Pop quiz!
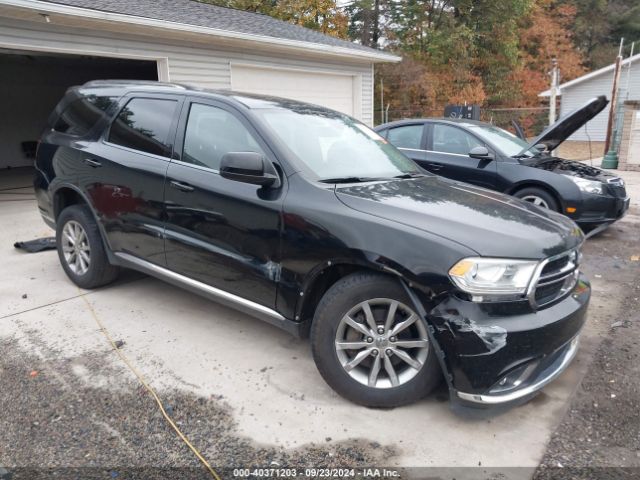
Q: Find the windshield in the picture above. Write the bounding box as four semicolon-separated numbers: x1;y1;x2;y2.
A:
255;109;421;181
468;124;541;158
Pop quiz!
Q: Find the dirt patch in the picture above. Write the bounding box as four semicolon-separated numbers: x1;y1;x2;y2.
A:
556;141;605;161
0;337;396;479
533;214;640;479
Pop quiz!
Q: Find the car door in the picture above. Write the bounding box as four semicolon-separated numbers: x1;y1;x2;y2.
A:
383;123;431;166
79;93;183;265
163;98;284;309
425;122;498;189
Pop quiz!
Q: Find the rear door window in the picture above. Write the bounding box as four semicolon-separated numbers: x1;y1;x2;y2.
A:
387;125;424;150
53;95;118;136
108;98;178;157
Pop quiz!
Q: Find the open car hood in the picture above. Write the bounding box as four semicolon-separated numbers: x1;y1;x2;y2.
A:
518;96;608;155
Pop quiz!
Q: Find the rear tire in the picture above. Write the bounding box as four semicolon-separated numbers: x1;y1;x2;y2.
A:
514;187;559;211
311;272;441;407
56;205;119;289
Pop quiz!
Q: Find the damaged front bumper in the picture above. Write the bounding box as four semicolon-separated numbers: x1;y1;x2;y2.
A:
427;274;590;406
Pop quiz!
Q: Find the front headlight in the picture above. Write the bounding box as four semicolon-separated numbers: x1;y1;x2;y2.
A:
563;175;604;195
449;257;539;300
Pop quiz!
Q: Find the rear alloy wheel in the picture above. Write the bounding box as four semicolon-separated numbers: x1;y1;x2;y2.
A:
514;187;559;212
311;273;441;407
56;204;119;289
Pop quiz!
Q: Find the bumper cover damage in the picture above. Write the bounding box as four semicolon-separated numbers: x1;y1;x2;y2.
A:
423;275;590;406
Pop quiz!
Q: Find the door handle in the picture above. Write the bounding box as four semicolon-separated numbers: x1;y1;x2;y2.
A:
426;163;443;171
170;180;195;192
83;158;102;168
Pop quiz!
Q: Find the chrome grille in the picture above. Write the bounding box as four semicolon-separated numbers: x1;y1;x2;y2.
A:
529;249;580;308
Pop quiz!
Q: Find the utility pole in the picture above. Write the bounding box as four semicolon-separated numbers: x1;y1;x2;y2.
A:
549;57;559;126
602;38;625;168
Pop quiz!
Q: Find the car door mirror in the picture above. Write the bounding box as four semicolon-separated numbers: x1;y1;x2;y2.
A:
220;152;280;188
469;146;494;160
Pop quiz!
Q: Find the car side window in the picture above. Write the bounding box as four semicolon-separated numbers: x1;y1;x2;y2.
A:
182;103;265;171
432;124;483;155
387;125;424;150
108;98;178;157
54;95;118;136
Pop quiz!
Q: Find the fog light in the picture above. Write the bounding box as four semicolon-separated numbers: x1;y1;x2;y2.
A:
566;207;577;213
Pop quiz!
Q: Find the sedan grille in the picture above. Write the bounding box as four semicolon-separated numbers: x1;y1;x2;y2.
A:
606;178;627;198
530;249;580;308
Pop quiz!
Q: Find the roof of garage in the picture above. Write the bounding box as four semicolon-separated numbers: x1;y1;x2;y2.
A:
25;0;400;62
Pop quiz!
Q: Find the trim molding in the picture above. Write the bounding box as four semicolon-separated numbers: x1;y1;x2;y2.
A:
114;252;285;324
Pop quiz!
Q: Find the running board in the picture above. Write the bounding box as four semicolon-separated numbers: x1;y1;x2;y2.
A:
113;252;299;334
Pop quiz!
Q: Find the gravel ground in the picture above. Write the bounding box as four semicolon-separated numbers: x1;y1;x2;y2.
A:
534;218;640;480
0;335;395;480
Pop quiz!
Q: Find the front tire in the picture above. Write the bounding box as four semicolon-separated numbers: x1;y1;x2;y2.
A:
56;204;119;289
513;187;559;211
311;273;441;407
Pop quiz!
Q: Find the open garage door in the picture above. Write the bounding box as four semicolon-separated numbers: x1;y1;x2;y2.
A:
231;64;356;116
0;50;158;171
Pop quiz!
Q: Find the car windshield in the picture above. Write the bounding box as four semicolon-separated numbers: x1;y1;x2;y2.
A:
468;124;541;158
255;109;421;181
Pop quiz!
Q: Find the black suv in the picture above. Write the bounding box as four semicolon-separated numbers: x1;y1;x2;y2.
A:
35;81;590;408
376;97;629;228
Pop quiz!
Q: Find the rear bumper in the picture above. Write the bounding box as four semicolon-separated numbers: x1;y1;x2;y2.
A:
428;275;590;406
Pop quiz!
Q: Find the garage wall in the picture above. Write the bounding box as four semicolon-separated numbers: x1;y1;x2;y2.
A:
0;17;374;125
560;62;640;142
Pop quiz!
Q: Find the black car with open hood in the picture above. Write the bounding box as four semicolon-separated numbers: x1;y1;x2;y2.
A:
376;96;630;228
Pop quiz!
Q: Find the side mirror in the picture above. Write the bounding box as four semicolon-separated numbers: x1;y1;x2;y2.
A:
220;152;280;188
469;146;494;160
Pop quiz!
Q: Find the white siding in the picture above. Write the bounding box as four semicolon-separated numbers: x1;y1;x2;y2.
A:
0;17;374;125
560;60;640;141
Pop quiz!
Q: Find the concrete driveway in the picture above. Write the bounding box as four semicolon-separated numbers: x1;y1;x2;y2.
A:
1;167;639;479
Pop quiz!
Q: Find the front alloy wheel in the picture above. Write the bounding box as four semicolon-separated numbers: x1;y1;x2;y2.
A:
335;299;429;389
311;273;441;407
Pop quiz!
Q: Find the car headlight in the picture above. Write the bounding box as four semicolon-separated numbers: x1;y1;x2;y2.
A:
449;257;539;300
563;175;604;195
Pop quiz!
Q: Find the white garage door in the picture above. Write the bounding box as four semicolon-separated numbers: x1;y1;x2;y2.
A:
231;65;355;116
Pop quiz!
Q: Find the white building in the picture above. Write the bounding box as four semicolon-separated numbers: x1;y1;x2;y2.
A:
539;52;640;142
0;0;399;170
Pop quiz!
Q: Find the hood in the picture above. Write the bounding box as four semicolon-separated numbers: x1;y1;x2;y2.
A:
335;176;584;259
519;96;608;155
521;156;626;184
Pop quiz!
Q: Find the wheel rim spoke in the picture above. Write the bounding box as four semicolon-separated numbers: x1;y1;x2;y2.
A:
393;339;428;349
368;355;381;387
390;314;418;337
383;355;399;387
335;340;370;350
384;300;398;332
392;348;422;370
344;349;371;371
361;301;377;332
61;220;90;275
343;315;371;336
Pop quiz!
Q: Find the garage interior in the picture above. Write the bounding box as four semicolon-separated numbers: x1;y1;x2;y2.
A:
0;49;158;177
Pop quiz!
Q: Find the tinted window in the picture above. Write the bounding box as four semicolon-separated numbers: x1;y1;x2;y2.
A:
182;103;264;171
432;124;483;155
53;95;117;136
387;125;424;149
108;98;178;157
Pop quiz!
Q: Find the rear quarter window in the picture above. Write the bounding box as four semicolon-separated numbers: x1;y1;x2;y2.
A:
53;95;118;136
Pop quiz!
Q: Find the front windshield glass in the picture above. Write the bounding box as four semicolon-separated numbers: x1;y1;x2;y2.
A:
468;124;541;158
255;108;421;181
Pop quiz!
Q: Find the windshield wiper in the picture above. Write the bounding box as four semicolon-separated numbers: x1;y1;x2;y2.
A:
393;172;425;179
319;176;385;184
